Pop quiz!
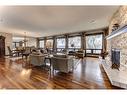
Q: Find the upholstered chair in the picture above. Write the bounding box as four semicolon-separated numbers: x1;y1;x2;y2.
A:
75;49;85;58
29;54;45;66
51;54;74;73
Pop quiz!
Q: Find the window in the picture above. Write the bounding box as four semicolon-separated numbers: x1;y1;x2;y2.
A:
86;34;102;54
46;39;53;49
12;43;15;49
39;40;44;48
12;42;20;49
57;38;66;48
68;36;81;49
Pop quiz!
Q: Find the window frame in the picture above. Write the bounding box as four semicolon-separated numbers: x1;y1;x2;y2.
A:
85;33;103;55
68;36;81;51
39;40;45;49
46;38;54;49
56;37;66;52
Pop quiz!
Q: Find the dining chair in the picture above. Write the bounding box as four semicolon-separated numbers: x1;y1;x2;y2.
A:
7;46;18;57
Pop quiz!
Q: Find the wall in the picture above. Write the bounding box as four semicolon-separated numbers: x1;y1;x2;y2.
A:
107;6;127;65
0;32;13;55
0;32;37;55
13;37;37;48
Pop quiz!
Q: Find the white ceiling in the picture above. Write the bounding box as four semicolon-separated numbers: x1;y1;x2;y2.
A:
0;6;119;37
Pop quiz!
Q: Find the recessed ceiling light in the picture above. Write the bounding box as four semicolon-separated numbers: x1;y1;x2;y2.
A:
0;18;3;22
88;20;96;23
90;20;96;23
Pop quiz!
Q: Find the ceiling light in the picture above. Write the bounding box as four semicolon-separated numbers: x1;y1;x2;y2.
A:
89;20;96;23
0;18;3;22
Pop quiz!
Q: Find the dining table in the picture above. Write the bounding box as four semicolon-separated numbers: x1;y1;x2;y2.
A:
12;49;24;57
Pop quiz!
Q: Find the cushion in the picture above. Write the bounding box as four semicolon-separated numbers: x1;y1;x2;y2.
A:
31;51;42;55
53;54;67;58
32;52;40;55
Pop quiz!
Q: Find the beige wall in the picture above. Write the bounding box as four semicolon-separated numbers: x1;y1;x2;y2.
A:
0;32;13;55
107;6;127;65
0;32;37;55
13;37;37;48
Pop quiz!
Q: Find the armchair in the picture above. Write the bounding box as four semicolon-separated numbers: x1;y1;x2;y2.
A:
29;54;45;66
51;55;74;73
75;49;85;58
22;47;31;59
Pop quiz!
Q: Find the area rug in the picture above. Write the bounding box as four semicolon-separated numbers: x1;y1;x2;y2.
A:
7;56;22;62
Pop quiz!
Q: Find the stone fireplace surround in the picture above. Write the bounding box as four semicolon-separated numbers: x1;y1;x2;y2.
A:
107;6;127;66
102;6;127;89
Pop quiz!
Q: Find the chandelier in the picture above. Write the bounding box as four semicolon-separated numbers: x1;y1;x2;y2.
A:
22;32;28;47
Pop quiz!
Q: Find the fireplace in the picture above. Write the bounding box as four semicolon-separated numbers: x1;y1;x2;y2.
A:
111;48;120;70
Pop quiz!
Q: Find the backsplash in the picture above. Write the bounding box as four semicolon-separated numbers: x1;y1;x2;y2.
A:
107;6;127;65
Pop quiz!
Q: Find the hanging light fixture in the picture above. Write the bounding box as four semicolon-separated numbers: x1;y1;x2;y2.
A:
24;32;27;42
23;32;28;48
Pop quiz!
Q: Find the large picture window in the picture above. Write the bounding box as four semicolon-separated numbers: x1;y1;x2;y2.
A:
56;38;66;52
86;34;102;54
46;39;53;49
57;38;65;48
68;36;81;50
39;40;44;48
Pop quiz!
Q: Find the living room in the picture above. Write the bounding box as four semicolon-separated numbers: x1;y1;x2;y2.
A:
0;2;127;95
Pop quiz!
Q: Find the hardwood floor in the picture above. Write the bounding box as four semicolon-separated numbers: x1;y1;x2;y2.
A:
0;57;121;89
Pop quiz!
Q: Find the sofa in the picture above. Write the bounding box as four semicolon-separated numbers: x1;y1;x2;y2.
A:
51;54;74;73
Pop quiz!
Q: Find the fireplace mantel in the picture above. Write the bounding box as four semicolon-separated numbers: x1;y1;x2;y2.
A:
106;24;127;40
